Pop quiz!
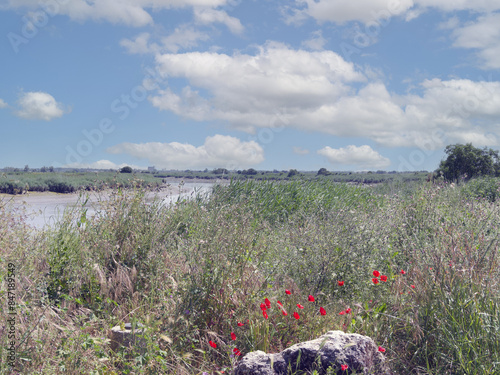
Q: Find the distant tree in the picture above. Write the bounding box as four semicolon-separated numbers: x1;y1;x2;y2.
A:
287;169;298;178
242;168;258;175
49;166;54;172
212;168;229;174
436;143;499;181
120;166;133;173
24;165;29;172
317;167;329;176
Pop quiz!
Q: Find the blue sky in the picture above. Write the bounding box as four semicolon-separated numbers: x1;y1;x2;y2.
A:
1;0;499;172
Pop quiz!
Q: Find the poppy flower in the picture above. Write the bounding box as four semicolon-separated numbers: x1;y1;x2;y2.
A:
341;364;349;371
277;300;283;307
345;308;351;314
308;295;315;302
237;322;244;327
378;346;386;353
400;270;406;275
337;280;344;286
231;332;236;341
380;275;388;282
282;310;288;316
264;298;271;309
233;348;241;356
285;289;292;295
411;285;415;289
260;303;267;311
209;340;217;348
319;307;326;315
339;311;346;315
373;270;380;277
297;303;304;309
262;310;268;319
372;278;379;284
293;312;300;319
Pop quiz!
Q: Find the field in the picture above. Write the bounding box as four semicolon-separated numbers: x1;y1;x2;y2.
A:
1;177;500;374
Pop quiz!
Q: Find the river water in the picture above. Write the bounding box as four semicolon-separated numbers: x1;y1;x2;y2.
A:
1;181;216;230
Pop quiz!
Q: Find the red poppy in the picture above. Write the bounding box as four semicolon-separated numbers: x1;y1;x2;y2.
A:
372;278;379;284
231;332;236;341
285;289;292;295
337;280;344;286
293;312;300;319
237;322;244;327
378;346;386;353
277;300;283;307
373;270;380;277
319;307;326;315
339;311;345;315
341;364;349;371
308;295;315;302
380;275;388;282
264;298;271;309
262;310;268;319
282;310;288;316
345;308;351;314
297;303;304;309
209;340;217;348
233;348;241;356
260;303;267;311
411;285;415;289
400;270;406;275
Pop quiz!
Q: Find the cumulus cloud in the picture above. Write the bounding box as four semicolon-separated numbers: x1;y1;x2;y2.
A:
0;0;229;27
451;13;500;70
301;30;327;51
64;160;143;170
0;98;8;108
293;146;310;155
15;92;69;121
107;135;264;169
317;145;391;169
120;32;154;54
194;8;244;34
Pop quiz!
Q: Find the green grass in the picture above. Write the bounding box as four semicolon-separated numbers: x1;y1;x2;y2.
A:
1;178;499;374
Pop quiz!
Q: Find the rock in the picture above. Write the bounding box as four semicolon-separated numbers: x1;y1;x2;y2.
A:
108;323;147;353
233;331;391;375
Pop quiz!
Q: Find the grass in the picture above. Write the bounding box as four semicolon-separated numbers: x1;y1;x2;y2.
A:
1;178;499;374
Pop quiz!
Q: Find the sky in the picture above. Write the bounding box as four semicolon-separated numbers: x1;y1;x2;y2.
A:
0;0;499;172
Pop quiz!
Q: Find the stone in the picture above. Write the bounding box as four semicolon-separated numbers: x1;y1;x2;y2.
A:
233;331;391;375
108;322;147;353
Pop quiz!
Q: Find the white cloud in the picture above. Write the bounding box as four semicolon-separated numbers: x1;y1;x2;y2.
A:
452;13;500;69
194;7;244;34
161;25;211;52
293;146;310;155
120;32;154;54
318;145;391;169
0;98;8;108
0;0;229;27
64;160;143;170
301;30;327;51
15;92;69;121
107;135;264;169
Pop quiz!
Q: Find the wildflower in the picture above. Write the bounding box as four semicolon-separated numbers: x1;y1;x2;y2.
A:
209;340;217;348
231;332;236;341
400;270;406;275
337;280;344;286
339;311;346;315
277;300;283;307
372;278;379;284
260;303;267;311
373;270;380;277
293;312;300;319
297;303;304;309
411;285;415;289
282;310;288;316
378;346;386;353
380;275;388;282
308;295;315;302
233;348;241;356
262;310;268;319
345;308;351;314
285;289;292;295
237;322;244;327
319;307;326;316
264;298;271;309
341;364;349;371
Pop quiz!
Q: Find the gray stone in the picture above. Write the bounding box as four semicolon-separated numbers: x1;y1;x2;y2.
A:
233;331;391;375
108;323;147;353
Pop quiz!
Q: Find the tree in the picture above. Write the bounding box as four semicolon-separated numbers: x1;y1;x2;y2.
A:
436;143;499;181
287;169;298;178
317;168;329;176
242;168;257;175
120;166;133;173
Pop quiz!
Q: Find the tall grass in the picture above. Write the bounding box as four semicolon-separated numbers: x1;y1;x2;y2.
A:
1;178;499;374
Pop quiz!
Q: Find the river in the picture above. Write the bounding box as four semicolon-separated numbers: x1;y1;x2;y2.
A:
0;181;217;230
